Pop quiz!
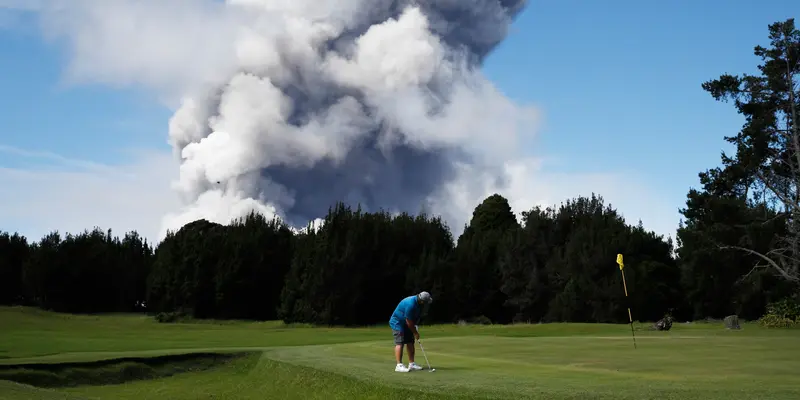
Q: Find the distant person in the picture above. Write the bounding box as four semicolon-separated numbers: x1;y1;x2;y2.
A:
389;291;433;372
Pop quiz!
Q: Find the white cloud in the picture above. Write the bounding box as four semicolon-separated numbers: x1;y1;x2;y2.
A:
434;158;679;241
28;0;240;105
503;161;680;241
0;146;179;244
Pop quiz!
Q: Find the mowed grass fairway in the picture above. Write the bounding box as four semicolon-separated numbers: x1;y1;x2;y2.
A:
0;307;798;399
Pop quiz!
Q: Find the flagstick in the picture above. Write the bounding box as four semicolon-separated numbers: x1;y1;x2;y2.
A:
617;254;637;349
621;269;637;349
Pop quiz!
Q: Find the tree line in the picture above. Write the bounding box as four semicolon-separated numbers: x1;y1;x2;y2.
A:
1;18;798;326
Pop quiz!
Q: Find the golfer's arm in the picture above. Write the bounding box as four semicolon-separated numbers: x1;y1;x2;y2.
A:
405;318;417;332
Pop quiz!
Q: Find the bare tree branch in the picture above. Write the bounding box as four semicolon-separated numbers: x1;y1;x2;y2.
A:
755;170;800;214
731;211;789;228
735;262;769;284
720;244;800;282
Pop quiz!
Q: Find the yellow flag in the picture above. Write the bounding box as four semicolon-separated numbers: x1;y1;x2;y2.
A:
616;254;624;270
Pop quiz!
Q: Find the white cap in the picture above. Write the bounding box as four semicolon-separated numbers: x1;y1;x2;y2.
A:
417;291;433;303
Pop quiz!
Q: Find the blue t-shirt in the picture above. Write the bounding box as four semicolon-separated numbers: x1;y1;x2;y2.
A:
389;295;420;331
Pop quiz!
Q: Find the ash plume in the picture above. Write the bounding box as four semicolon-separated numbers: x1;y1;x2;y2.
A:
31;0;539;238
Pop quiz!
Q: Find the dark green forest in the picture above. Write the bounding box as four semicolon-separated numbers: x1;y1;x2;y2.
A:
1;19;799;326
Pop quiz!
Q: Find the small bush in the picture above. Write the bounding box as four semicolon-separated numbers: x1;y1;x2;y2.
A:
469;315;493;325
758;298;800;328
154;311;187;323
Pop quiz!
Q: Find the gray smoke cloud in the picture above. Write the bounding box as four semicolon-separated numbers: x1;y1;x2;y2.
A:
24;0;543;239
167;0;535;235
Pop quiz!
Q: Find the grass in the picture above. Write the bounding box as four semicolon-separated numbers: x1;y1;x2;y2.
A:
0;380;85;400
0;306;799;399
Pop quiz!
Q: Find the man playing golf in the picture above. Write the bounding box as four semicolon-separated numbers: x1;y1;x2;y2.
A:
389;291;432;372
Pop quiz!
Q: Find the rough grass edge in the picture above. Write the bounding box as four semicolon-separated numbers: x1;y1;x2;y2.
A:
0;351;254;388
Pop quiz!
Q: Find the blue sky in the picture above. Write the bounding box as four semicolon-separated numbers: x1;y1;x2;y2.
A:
483;0;795;216
0;0;797;243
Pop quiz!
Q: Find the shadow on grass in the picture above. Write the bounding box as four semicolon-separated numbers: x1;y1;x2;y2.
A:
398;368;471;376
0;351;253;388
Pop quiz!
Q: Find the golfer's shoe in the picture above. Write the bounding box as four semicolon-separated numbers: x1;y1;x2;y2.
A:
395;363;410;372
408;362;423;371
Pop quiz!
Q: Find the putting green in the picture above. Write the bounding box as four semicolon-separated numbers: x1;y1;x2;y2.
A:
263;335;800;399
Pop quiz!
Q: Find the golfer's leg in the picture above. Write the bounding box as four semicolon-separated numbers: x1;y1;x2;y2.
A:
395;344;403;364
404;326;415;363
392;330;404;364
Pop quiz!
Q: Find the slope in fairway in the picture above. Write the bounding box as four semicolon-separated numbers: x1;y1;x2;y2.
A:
56;334;800;400
60;353;462;400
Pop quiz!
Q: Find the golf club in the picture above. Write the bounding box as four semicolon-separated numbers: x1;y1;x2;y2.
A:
417;339;436;372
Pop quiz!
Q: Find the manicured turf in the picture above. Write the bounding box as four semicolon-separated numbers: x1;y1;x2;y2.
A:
1;306;799;399
0;380;85;400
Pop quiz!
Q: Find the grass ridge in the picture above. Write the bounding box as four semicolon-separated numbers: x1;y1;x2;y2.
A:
0;351;251;388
